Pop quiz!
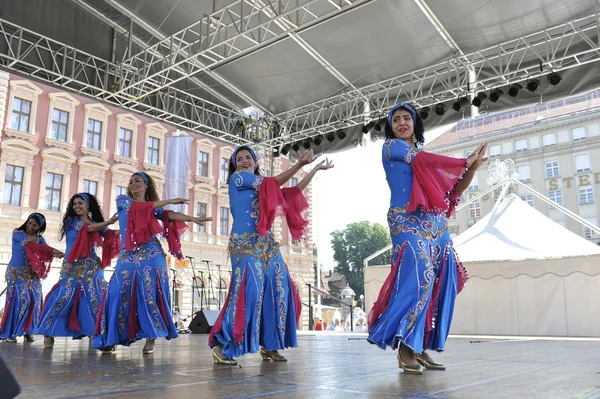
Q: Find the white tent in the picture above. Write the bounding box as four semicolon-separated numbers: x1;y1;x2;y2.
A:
451;194;600;337
453;193;600;262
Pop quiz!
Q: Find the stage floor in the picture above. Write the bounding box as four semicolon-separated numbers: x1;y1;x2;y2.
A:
1;332;599;399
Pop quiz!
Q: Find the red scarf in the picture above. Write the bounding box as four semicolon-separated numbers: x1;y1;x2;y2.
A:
408;151;467;217
101;229;121;269
257;177;308;240
66;224;102;263
161;210;188;260
23;241;55;279
124;202;163;250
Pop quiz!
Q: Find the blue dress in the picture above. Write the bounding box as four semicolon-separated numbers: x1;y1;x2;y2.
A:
210;171;297;359
37;218;107;338
92;195;177;348
0;231;45;339
367;139;461;353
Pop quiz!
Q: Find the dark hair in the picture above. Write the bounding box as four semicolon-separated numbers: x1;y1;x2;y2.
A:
16;213;47;236
58;193;106;241
227;145;262;183
126;172;160;202
384;104;425;148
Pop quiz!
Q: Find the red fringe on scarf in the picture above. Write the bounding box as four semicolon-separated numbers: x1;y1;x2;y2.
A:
161;210;188;260
101;230;120;269
124;202;163;250
23;242;54;279
66;224;102;263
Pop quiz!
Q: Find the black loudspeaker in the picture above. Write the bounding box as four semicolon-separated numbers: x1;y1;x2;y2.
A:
188;310;220;334
0;356;21;399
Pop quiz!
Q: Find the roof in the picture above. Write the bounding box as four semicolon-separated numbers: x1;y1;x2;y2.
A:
426;89;600;149
453;193;600;262
1;0;600;149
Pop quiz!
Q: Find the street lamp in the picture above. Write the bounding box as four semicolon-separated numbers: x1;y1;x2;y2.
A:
359;294;365;311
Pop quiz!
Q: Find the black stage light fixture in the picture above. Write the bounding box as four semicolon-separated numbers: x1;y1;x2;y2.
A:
361;125;369;134
419;107;430;120
313;135;323;146
326;132;336;142
373;122;382;131
452;97;469;112
526;79;540;93
292;142;300;152
547;72;562;86
302;138;312;150
281;144;291;156
489;88;504;103
507;83;522;98
434;103;446;116
272;146;281;158
471;92;487;107
336;129;346;140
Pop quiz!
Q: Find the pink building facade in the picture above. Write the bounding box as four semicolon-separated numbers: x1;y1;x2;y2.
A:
0;72;315;328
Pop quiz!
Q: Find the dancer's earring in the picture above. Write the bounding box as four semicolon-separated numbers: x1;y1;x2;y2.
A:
412;133;417;144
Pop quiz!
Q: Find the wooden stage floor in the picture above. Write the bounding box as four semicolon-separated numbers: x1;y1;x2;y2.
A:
1;332;599;399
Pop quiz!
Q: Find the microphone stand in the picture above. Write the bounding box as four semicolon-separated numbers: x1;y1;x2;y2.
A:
216;264;223;309
181;256;204;332
203;260;215;311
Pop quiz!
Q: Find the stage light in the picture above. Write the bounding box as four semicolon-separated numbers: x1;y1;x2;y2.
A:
373;122;381;131
434;103;446;116
547;72;562;86
489;88;504;103
526;79;540;93
419;107;430;120
281;144;291;156
452;97;469;112
326;132;336;142
292;142;300;152
507;83;522;98
361;125;369;134
336;129;346;140
302;139;312;150
313;135;323;146
272;146;281;158
471;92;487;107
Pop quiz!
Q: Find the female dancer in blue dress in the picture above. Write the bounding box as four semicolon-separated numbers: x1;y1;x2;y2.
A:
0;213;64;342
38;193;118;348
367;103;487;374
209;146;332;365
93;172;210;354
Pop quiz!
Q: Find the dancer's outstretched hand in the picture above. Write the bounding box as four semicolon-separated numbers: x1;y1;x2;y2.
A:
298;149;315;166
466;143;488;170
169;198;189;205
315;158;334;172
191;216;212;225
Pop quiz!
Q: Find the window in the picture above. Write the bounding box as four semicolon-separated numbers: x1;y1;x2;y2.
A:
579;187;594;204
542;133;556;147
290;177;298;187
86;119;102;150
574;154;591;173
116;185;127;196
583;217;599;239
196;202;207;233
469;173;479;190
118;128;133;158
45;173;63;211
515;139;528;152
469;202;481;218
489;145;501;157
220;158;229;182
520;194;534;207
198;151;209;177
448;212;457;221
548;190;563;206
219;207;229;236
517;165;531;182
147;137;160;165
3;165;24;206
83;179;98;197
50;109;69;142
10;97;31;133
572;127;586;141
545;160;560;178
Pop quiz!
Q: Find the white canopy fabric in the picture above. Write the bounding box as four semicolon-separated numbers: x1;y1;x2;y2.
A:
453;193;600;262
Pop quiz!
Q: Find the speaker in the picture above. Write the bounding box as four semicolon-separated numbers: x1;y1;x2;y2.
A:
188;310;220;334
0;356;21;399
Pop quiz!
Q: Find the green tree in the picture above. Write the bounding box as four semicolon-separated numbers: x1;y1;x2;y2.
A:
331;221;391;297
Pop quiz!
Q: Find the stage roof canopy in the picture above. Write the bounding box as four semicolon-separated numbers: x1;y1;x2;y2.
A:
2;0;600;150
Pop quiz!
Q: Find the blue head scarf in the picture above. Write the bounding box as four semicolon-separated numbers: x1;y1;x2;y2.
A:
231;146;259;172
76;193;90;206
387;103;417;127
133;172;149;186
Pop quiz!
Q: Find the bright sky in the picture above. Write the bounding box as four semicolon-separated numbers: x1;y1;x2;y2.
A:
312;124;454;271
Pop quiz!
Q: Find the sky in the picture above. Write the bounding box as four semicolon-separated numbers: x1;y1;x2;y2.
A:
312;124;453;271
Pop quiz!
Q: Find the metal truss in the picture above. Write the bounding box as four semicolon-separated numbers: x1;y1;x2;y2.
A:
0;18;253;145
261;13;600;148
110;0;374;102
